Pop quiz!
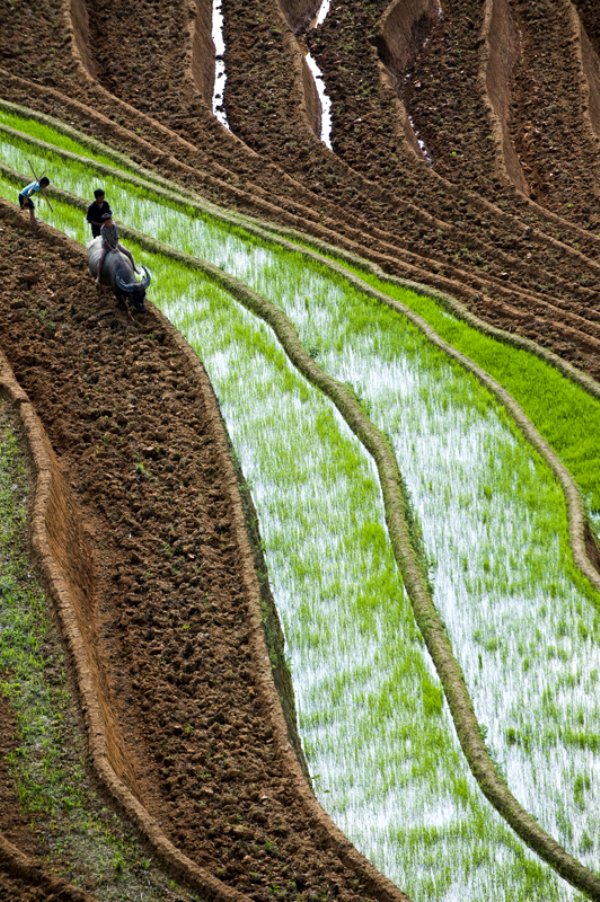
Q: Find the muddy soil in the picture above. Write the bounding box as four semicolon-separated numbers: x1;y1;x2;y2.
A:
0;204;401;900
573;0;600;51
0;871;88;902
1;1;600;377
0;0;599;897
506;0;600;212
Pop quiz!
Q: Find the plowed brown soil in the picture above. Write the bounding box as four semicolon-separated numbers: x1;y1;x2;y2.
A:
0;206;402;900
2;1;600;375
0;872;87;902
0;0;599;898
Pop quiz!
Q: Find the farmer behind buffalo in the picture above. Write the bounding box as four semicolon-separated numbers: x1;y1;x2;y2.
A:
86;188;112;238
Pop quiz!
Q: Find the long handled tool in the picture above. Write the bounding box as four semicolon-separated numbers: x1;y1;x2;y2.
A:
27;158;54;212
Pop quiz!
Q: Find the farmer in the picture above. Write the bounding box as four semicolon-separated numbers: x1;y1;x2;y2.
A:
96;212;137;285
86;188;112;238
18;176;50;222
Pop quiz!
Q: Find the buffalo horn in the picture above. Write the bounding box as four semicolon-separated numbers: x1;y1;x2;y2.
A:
115;272;135;294
140;265;151;289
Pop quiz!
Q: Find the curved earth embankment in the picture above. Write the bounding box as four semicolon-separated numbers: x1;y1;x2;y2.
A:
0;201;406;901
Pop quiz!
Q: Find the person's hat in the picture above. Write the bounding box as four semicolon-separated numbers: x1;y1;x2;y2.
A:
101;211;112;221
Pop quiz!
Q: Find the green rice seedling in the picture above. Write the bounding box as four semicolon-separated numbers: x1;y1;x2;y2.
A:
254;264;600;871
0;109;122;170
148;253;577;901
0;104;181;196
260;234;600;539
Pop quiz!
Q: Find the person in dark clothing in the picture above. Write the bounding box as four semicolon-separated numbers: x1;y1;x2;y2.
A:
86;188;112;238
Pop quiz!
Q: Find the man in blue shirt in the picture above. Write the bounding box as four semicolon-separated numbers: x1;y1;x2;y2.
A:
18;176;50;222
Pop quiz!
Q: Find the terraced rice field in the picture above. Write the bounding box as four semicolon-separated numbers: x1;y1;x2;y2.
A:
0;2;598;900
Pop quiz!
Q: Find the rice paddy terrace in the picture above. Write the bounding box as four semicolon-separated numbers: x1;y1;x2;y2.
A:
0;2;599;901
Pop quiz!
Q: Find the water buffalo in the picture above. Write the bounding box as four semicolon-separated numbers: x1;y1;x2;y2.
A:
87;236;151;313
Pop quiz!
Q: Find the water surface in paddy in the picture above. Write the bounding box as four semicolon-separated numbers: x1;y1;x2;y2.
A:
306;0;333;149
212;0;229;129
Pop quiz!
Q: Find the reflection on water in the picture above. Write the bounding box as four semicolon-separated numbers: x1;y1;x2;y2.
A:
212;0;229;129
305;52;333;150
307;0;333;150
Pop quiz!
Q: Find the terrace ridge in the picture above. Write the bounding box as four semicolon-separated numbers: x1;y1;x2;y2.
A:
4;108;600;386
0;201;406;901
2;65;600;377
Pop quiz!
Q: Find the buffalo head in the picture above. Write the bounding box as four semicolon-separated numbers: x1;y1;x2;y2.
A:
115;266;151;313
